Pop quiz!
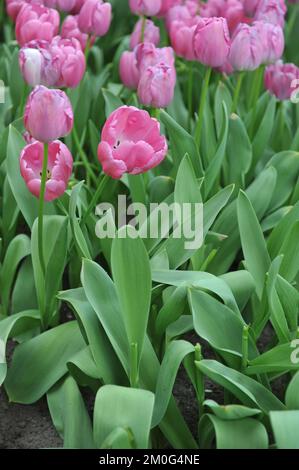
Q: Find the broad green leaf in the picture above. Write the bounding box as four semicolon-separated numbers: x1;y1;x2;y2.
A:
214;81;232;137
5;321;85;403
0;234;31;315
252;94;276;164
102;89;123;117
160;109;203;176
94;385;154;449
47;375;95;449
152;340;195;427
111;226;151;365
237;191;270;299
267;151;299;210
155;286;187;334
267;201;299;258
219;271;255;312
270;411;299;449
246;342;299;375
196;359;285;413
69;182;92;259
200;414;268;449
279;221;299;282
285;371;299;409
0;310;40;386
203;400;261;420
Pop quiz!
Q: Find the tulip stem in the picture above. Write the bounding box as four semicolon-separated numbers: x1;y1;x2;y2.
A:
194;67;212;157
82;173;110;224
232;72;244;114
242;325;250;371
194;343;204;418
140;16;146;42
188;63;194;131
130;342;139;388
85;35;91;62
38;143;49;276
72;126;98;185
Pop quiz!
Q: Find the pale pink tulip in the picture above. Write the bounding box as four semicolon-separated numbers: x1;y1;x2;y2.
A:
15;3;59;46
130;19;160;49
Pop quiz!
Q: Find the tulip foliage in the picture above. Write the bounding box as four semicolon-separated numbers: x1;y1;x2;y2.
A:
1;0;299;452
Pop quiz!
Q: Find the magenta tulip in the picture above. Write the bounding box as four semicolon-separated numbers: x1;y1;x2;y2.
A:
264;62;299;100
119;51;140;89
50;36;86;88
157;0;181;17
78;0;112;37
130;19;160;49
97;106;168;179
254;0;286;27
15;3;59;46
229;23;263;71
254;21;284;64
193;17;231;68
61;15;95;51
129;0;161;16
19;39;60;87
20;140;73;201
138;63;176;108
135;42;175;73
24;86;74;142
169;17;200;60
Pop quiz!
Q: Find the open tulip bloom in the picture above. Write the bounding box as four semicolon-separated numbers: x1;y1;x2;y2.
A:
3;0;299;455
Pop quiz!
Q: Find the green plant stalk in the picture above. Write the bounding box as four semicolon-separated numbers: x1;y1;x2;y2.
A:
82;173;110;224
130;342;139;388
128;174;147;206
287;3;299;41
188;63;194;132
242;325;250;371
38;143;49;277
195;343;204;417
249;65;264;111
140;16;146;42
72;125;98;185
194;67;212;156
232;72;244;114
84;35;92;62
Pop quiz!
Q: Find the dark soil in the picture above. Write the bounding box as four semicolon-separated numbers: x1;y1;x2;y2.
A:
0;324;285;449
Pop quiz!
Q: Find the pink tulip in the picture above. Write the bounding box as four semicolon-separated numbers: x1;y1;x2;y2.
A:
200;0;248;34
16;3;59;46
264;61;299;100
20;140;73;201
61;15;94;51
138;63;176;108
129;0;161;16
24;86;74;142
229;23;263;71
119;51;140;89
23;131;36;144
71;0;84;13
135;42;175;73
243;0;260;15
193;17;231;68
78;0;112;37
130;19;160;49
165;5;193;30
6;0;27;20
169;17;200;60
254;21;284;64
157;0;181;17
97;106;168;179
50;36;86;88
254;0;286;27
55;0;77;11
19;39;60;87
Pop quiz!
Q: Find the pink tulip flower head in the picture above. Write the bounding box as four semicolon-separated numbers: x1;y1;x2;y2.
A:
97;106;168;179
6;0;27;21
20;140;73;201
129;0;162;16
130;19;160;49
78;0;112;37
264;61;299;100
157;0;181;17
135;42;175;72
50;36;86;88
24;86;74;142
243;0;260;15
19;40;60;87
16;3;60;46
169;16;200;60
61;15;92;50
253;21;284;64
166;5;193;30
138;62;176;108
119;51;140;89
70;0;84;13
193;17;231;68
254;0;286;27
55;0;77;11
229;23;264;71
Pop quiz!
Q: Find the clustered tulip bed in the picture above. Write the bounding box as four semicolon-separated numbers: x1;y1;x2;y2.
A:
1;0;299;451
